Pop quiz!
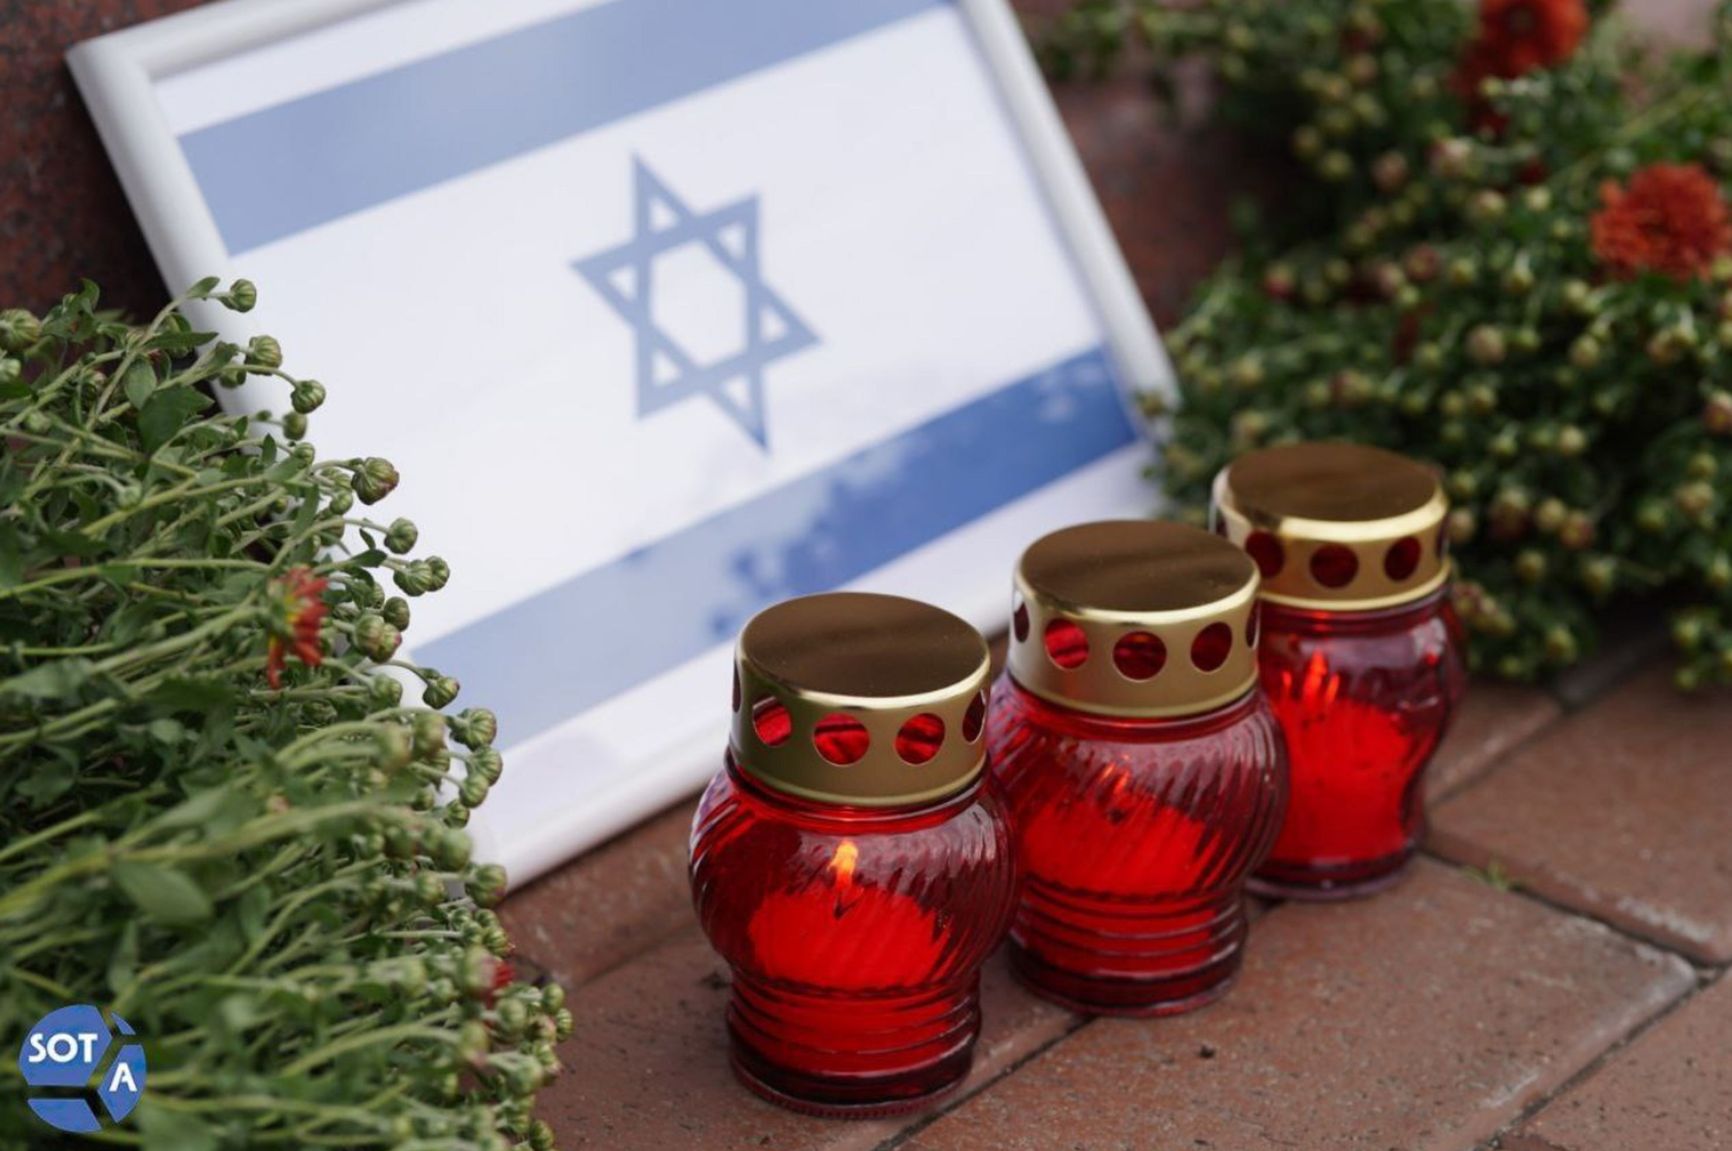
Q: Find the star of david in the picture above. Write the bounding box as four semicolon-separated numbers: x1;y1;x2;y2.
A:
574;158;818;448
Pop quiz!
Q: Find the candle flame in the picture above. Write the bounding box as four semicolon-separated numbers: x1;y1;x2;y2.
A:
829;840;858;886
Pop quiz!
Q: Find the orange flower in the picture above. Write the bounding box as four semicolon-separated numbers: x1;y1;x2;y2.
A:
266;566;330;689
1591;163;1732;282
1472;0;1588;79
1454;0;1588;128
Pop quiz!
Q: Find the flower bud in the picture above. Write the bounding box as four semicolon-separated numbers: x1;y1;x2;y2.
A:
1673;615;1706;652
224;280;258;313
459;771;491;808
383;595;412;630
1503;262;1536;296
1543;625;1578;665
1446;257;1478;287
434;826;473;871
1534;498;1568;534
1465;325;1506;366
1559;511;1596;551
385;517;419;555
1515;549;1548;584
1261;264;1297;300
1466;190;1507;225
1648;329;1686;366
1404;245;1441;284
290;379;326;414
1319;151;1354;182
282;412;308;441
247;335;284;369
467;747;504;784
1704;390;1732;436
369;673;404;710
352;457;400;505
326;486;354;515
355;614;399;662
1489;488;1531;539
1636;500;1671;534
1580;555;1617;597
0;357;22;390
1372;151;1409;193
1706;554;1732;589
1447;507;1477;544
1555;425;1588;457
423;673;461;709
0;308;42;352
412;711;447;756
1675;480;1716;521
375;725;414;771
394;562;432;597
1430;138;1476;181
467;863;509;908
454;707;499;750
424;556;451;592
1292;125;1324;160
1569;335;1603;370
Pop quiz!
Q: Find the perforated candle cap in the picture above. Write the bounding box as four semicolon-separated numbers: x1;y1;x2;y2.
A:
731;592;992;806
1211;441;1451;611
1007;520;1261;719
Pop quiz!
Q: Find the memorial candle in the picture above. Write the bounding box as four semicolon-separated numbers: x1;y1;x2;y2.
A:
690;593;1016;1117
989;521;1289;1016
1212;442;1467;899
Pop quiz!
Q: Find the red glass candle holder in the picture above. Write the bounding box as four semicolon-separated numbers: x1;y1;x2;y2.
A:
990;521;1289;1016
1213;442;1468;899
690;593;1016;1118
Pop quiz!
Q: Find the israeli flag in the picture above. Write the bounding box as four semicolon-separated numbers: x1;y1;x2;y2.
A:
144;0;1164;881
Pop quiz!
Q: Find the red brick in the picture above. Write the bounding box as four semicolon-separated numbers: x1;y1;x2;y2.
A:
901;861;1692;1151
538;932;1077;1149
1517;974;1732;1151
499;802;694;990
1430;666;1732;962
1426;682;1561;802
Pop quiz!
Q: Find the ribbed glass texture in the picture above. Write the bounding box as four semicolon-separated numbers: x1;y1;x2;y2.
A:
689;755;1016;1116
1253;589;1467;899
988;679;1288;1015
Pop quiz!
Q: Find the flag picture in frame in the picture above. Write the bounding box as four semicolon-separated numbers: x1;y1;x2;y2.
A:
71;0;1173;885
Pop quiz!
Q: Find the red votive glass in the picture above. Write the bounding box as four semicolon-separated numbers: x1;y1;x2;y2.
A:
990;521;1288;1016
690;592;1015;1117
1213;442;1467;899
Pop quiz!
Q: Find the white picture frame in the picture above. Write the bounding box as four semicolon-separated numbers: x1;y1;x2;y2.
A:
71;0;1173;886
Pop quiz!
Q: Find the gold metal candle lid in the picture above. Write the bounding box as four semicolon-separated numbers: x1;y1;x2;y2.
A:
1007;521;1261;719
1211;442;1450;611
731;592;991;807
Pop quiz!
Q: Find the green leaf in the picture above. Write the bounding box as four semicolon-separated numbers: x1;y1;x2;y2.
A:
122;359;158;409
2;656;94;700
111;860;214;925
148;784;240;833
0;522;22;587
139;386;212;454
138;1102;218;1151
107;919;139;996
17;763;76;806
146;717;186;745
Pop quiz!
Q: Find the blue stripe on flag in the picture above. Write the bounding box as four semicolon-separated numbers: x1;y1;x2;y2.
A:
416;346;1137;743
180;0;945;254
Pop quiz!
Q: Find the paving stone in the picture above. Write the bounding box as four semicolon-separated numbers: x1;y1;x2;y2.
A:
1426;682;1562;802
1431;666;1732;963
900;861;1692;1151
538;931;1078;1150
1515;973;1732;1151
499;801;694;991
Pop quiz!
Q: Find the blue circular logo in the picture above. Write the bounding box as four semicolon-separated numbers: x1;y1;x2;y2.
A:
18;1005;147;1133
